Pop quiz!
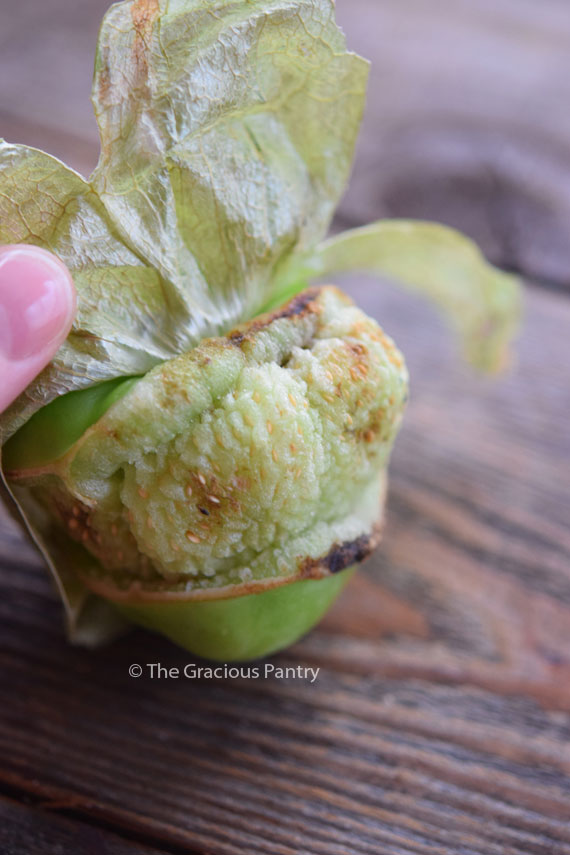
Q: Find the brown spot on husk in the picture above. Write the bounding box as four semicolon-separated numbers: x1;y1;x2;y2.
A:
130;0;159;88
97;67;112;106
132;0;159;44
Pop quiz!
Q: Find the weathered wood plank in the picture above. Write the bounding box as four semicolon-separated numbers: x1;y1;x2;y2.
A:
0;794;173;855
1;280;569;854
1;1;570;852
0;0;105;173
1;607;569;854
335;0;570;284
1;0;569;282
308;277;570;707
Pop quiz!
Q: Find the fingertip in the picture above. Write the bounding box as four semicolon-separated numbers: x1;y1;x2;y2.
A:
0;245;76;411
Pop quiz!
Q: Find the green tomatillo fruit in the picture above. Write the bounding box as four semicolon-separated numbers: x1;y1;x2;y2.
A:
0;0;520;660
4;287;402;659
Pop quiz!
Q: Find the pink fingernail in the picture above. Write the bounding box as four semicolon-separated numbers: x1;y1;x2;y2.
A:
0;245;76;361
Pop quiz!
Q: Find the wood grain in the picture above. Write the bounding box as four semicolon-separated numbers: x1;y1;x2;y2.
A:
1;592;570;855
1;1;570;853
335;0;570;285
1;0;569;284
0;795;171;855
1;278;569;854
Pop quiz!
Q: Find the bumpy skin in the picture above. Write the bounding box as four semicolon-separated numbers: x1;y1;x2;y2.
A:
8;287;408;606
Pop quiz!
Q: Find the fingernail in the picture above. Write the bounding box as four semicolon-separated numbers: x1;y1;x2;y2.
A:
0;245;76;361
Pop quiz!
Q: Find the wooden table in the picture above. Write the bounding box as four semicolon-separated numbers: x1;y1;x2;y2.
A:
1;2;569;853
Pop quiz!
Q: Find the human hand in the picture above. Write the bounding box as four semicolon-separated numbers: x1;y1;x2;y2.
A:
0;246;76;412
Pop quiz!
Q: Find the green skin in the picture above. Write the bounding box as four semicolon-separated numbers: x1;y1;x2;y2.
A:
116;569;354;662
4;366;357;661
4;376;140;470
5;288;407;661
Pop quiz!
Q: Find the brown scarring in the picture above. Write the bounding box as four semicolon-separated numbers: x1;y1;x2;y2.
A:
297;527;381;580
228;286;323;347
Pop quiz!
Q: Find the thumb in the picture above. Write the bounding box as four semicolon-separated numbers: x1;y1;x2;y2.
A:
0;245;76;413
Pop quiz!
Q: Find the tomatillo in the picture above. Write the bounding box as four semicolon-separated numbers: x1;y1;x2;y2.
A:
3;287;406;659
